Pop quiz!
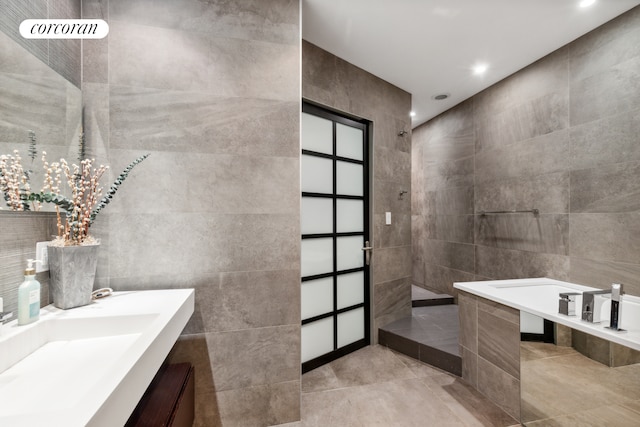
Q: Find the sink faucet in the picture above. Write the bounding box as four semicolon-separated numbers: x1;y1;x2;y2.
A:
581;289;611;323
1;311;12;323
0;297;13;331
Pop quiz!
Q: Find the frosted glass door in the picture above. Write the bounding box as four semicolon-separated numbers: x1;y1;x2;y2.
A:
301;102;370;373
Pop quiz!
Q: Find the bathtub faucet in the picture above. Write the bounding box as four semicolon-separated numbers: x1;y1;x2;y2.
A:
581;289;611;323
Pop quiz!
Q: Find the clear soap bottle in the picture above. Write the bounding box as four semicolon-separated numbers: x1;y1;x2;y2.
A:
18;259;41;325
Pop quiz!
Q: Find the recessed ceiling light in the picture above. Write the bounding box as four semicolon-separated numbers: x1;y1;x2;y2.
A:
409;111;416;118
432;93;450;100
472;63;488;75
579;0;596;8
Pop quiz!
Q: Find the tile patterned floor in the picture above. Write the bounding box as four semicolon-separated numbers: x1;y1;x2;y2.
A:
294;345;519;427
521;341;640;426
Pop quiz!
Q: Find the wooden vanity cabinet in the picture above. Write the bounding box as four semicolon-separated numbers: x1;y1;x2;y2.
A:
125;362;195;427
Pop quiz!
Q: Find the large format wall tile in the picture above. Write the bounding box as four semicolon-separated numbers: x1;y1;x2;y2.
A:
424;240;475;272
108;213;299;276
570;213;640;264
431;214;474;244
570;8;640;85
477;309;520;379
374;277;412;333
423;263;476;296
206;325;300;391
109;0;299;45
422;157;474;192
106;149;299;215
570;161;640;213
475;214;569;255
477;357;520;420
570;108;640;170
475;92;569;153
458;291;477;353
475;130;569;184
109;85;299;157
199;270;300;333
372;246;412;284
474;47;568;120
374;213;411;248
109;20;298;100
475;246;569;281
475;172;569;214
570;55;640;126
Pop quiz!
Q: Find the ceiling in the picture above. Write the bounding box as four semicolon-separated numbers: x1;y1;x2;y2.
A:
302;0;640;128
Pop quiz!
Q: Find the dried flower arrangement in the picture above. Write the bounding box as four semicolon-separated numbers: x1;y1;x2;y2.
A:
0;150;34;211
1;145;149;246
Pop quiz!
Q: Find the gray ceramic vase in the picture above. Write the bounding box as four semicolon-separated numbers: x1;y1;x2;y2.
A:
47;244;99;309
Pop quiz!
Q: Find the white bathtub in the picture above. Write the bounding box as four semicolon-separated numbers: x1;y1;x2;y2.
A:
454;277;640;351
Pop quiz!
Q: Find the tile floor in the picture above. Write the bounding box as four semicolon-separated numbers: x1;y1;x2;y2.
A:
521;341;640;426
293;345;519;426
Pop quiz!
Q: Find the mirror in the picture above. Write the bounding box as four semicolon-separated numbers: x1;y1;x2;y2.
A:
520;319;640;425
0;30;82;212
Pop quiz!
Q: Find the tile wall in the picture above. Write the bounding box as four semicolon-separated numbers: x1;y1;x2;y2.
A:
82;0;300;426
459;290;521;420
412;6;640;299
0;212;56;316
302;40;413;340
0;0;81;87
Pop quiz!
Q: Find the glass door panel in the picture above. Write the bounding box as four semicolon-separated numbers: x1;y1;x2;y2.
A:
302;112;333;155
337;307;365;348
336;236;364;271
301;318;334;363
337;272;365;310
301;238;333;277
301;197;333;234
301;155;332;194
336;161;363;196
336;122;364;161
301;277;333;319
336;199;364;233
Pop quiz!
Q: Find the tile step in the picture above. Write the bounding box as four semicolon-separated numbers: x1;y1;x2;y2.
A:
411;285;455;307
379;303;461;376
379;328;461;376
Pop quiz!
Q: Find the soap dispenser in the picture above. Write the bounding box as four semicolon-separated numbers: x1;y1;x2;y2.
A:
18;259;41;325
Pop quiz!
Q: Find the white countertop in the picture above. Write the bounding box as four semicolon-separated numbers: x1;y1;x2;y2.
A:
0;289;194;427
454;277;640;351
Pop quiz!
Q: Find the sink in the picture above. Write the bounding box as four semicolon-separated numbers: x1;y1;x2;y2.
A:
0;289;194;426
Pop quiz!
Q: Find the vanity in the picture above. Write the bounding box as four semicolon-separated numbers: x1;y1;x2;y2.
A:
455;278;640;425
0;289;194;426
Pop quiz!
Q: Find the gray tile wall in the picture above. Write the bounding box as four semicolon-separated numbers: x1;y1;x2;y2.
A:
0;0;81;87
412;6;640;299
0;212;56;317
302;41;413;341
81;1;300;426
459;291;521;420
